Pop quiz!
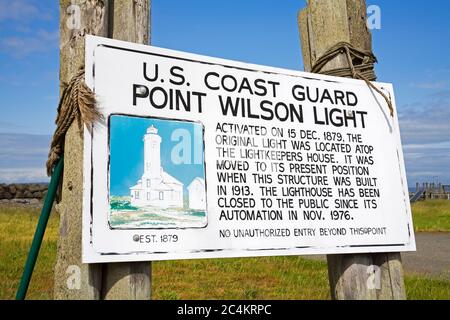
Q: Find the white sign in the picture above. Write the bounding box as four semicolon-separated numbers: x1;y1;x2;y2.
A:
83;35;415;263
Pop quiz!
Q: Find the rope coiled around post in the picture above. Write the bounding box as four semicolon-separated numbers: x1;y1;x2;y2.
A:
46;68;103;176
311;41;394;117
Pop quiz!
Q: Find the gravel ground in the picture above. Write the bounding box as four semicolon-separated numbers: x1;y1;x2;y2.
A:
305;232;450;279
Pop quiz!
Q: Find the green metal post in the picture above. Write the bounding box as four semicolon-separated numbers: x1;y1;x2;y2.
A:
15;157;64;300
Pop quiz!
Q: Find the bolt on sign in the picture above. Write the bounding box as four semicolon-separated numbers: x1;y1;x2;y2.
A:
82;36;415;263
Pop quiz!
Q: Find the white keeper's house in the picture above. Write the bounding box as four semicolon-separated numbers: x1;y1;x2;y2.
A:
130;125;183;208
188;177;206;210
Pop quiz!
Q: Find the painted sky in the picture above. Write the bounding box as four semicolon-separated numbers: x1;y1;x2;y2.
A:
109;116;205;196
0;0;449;185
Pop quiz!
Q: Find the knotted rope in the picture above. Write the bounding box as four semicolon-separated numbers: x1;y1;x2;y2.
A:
311;41;394;117
46;68;102;176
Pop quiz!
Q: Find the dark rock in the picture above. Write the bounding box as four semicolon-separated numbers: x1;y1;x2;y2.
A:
23;190;33;198
12;198;28;204
15;190;25;198
15;184;25;191
0;184;48;201
29;198;40;205
32;191;42;198
3;192;13;200
28;184;40;193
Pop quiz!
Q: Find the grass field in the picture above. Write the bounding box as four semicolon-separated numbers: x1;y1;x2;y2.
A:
1;200;449;300
411;200;450;232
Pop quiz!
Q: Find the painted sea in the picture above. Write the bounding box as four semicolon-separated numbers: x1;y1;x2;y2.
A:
109;196;207;229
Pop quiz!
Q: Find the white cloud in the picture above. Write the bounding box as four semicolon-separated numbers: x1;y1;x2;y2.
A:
398;89;450;184
0;29;58;57
403;141;450;150
398;91;450;145
411;81;448;90
0;167;48;183
402;146;450;184
0;133;50;183
407;171;444;177
0;120;24;131
0;0;39;21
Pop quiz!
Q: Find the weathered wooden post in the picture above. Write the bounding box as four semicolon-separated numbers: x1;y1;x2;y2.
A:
298;0;407;300
54;0;151;300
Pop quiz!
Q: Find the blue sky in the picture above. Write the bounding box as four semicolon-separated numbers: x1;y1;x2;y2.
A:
110;116;205;196
0;0;449;185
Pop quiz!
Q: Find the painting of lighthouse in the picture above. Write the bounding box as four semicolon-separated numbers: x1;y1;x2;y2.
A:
129;125;184;208
108;115;207;229
188;178;206;210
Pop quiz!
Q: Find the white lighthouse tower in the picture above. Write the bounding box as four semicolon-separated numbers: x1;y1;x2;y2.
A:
130;125;183;208
143;125;162;182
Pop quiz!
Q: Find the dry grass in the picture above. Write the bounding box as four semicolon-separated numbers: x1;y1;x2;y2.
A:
0;202;449;300
0;205;58;300
411;200;450;232
152;257;330;300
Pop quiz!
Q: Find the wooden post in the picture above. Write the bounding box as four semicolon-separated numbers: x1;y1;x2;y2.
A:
298;0;407;300
101;0;151;300
54;0;151;300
